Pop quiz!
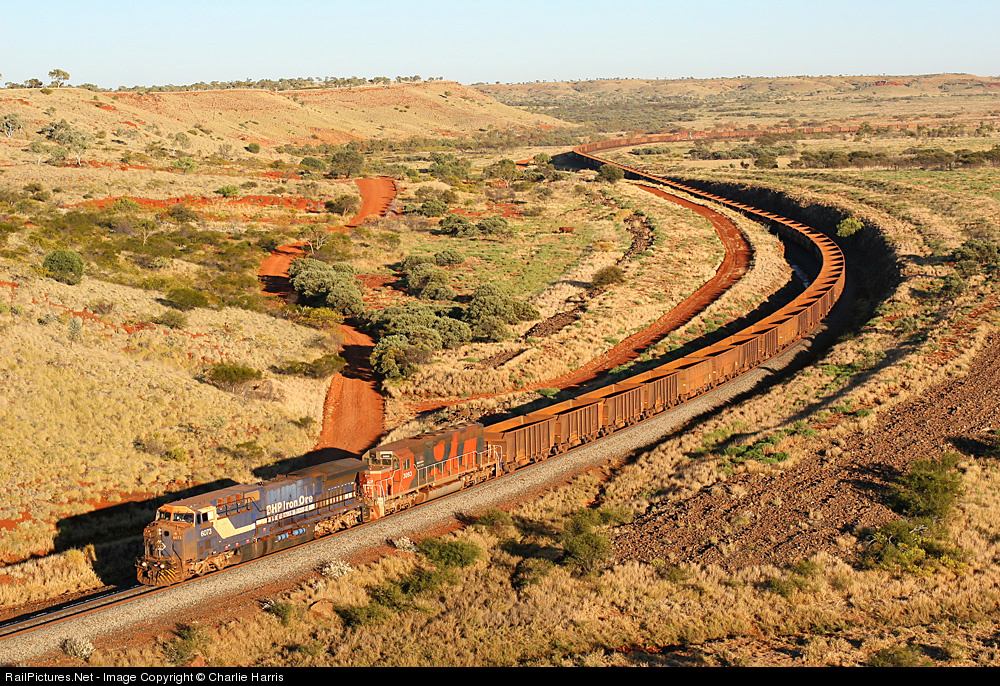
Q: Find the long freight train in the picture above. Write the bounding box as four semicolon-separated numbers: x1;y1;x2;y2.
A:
137;136;847;586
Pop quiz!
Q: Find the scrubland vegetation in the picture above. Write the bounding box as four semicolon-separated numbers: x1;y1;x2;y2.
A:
8;75;1000;666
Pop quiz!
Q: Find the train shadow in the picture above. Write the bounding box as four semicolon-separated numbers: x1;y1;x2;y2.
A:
52;479;239;586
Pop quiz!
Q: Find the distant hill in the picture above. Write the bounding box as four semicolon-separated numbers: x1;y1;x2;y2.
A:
475;73;1000;132
0;81;570;158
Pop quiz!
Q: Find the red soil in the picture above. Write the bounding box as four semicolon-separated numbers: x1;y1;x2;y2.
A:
0;509;30;533
347;177;397;227
407;185;752;412
315;325;384;454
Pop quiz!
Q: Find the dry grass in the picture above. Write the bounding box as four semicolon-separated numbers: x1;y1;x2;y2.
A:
0;261;327;593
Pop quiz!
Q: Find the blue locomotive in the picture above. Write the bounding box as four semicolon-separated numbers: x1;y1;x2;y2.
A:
137;458;366;585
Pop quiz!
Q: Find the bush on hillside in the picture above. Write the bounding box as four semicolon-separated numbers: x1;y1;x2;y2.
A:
43;249;84;285
165;287;209;311
206;363;262;390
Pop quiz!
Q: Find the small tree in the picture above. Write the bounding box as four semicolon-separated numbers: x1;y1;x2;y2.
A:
484;159;518;187
48;69;70;87
836;217;864;238
1;113;24;138
300;156;326;171
43;249;84;284
754;153;778;169
325;195;361;216
329;150;365;178
597;164;624;183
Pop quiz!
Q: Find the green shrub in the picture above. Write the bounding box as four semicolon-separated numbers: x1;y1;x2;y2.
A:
434;249;464;266
472;315;510;342
939;274;967;298
215;185;240;198
859;520;962;572
417;538;482;568
164;624;209;665
869;645;931;667
399;566;452;595
892;452;962;519
437;214;476;236
475;508;513;528
476;215;510;236
163;447;188;462
512;558;554;590
265;601;300;626
337;603;391;628
836;217;864;238
562;531;610;575
296;307;344;330
591;265;625;290
165;287;208;311
273;353;346;378
325;281;364;317
152;309;188;329
418;199;448;217
43;249;84;284
368;582;410;611
110;197;141;213
598;164;625;183
165;205;199;223
246;142;261;154
206;363;262;390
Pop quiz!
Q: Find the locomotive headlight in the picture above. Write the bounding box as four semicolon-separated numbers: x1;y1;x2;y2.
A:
141;562;147;567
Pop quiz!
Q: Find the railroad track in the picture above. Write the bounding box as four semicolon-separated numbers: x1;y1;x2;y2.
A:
0;585;157;642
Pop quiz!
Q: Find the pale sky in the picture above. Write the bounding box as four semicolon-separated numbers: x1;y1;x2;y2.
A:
2;0;997;88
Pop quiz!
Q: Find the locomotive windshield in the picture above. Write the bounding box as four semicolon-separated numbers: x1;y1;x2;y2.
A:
172;512;194;523
368;451;394;468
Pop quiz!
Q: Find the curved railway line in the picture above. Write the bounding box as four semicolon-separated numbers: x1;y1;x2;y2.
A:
0;134;849;657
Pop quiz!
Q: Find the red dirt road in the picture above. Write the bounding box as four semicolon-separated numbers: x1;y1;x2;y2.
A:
257;178;394;455
257;242;307;296
347;177;397;227
407;185;752;412
315;325;384;454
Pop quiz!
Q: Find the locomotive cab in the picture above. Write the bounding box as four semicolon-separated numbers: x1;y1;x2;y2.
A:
137;505;198;585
